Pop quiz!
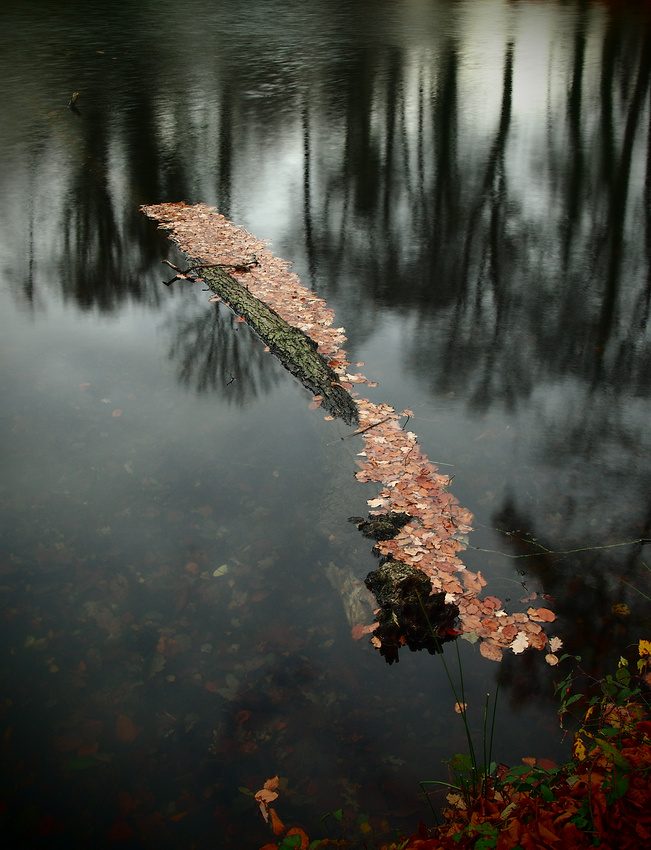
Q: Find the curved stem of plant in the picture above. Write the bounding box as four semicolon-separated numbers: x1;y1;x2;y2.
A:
416;591;501;803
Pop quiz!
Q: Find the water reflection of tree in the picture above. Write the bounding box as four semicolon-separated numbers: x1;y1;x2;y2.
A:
167;299;285;403
301;9;651;405
491;494;651;691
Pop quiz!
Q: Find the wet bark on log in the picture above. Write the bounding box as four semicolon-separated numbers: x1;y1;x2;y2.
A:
365;560;460;664
351;513;460;663
199;265;359;426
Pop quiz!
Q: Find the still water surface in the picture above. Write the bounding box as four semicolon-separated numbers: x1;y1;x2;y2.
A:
1;1;650;846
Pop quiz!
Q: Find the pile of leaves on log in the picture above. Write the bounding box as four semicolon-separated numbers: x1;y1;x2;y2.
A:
254;640;651;850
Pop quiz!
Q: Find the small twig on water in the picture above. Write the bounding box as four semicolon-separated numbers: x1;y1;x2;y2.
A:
327;416;394;445
471;535;651;560
161;257;259;286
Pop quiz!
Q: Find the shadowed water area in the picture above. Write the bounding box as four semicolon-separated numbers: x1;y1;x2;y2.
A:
1;0;650;846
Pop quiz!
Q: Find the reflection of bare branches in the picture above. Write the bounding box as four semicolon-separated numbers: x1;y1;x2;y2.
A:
594;29;651;361
167;300;284;404
492;494;651;677
460;42;514;305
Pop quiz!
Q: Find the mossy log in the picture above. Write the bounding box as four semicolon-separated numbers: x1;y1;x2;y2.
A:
365;560;460;664
350;512;460;663
199;265;359;426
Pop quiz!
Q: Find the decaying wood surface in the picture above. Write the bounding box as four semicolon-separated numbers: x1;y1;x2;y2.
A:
198;264;359;425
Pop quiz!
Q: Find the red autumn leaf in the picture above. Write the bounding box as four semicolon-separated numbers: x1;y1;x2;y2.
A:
502;623;519;641
351;623;366;640
351;622;378;640
234;710;251;725
38;813;66;837
269;806;285;835
108;820;134;841
235;316;245;322
479;641;503;662
286;827;310;849
527;606;556;622
116;715;140;743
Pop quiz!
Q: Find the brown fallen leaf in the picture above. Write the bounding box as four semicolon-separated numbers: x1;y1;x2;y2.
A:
255;789;278;806
116;715;141;743
269;807;285;835
527;606;556;623
479;641;503;662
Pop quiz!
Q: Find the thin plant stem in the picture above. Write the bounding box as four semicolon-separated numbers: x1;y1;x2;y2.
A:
487;673;501;780
419;781;441;824
416;593;479;787
620;578;651;603
482;692;490;795
416;590;503;800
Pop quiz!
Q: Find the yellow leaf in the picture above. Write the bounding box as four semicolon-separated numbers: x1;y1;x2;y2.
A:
573;736;587;762
638;639;651;657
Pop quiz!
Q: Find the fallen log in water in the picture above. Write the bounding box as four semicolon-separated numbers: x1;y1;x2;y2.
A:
197;264;359;425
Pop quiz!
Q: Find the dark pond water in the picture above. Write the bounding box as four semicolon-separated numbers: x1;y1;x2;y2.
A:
1;0;651;847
